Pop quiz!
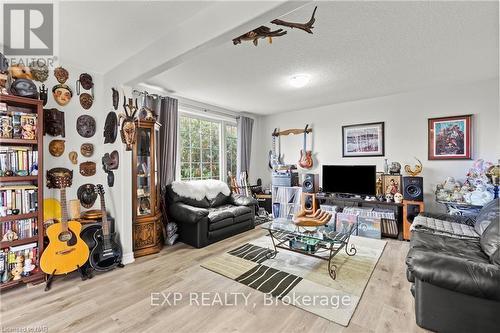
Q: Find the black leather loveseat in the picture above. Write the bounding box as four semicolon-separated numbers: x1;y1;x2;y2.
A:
165;182;258;248
406;199;500;333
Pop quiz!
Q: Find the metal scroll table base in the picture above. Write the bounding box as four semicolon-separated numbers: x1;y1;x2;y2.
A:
265;229;357;280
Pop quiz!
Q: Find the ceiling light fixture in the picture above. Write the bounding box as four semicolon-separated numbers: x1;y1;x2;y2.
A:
289;74;311;88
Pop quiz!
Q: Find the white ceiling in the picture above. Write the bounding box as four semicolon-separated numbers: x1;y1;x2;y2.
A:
146;1;499;115
59;1;213;73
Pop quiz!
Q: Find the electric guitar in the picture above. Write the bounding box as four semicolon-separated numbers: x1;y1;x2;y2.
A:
88;184;123;271
41;168;90;275
268;128;282;169
298;124;313;169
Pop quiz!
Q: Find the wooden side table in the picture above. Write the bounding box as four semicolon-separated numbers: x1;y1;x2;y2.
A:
403;200;425;241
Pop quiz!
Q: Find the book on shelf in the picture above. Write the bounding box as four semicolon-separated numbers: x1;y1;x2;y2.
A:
0;242;39;283
0;185;38;216
0;112;37;140
0;147;38;176
1;218;38;240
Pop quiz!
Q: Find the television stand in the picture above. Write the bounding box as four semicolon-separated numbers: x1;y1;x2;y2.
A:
317;193;403;239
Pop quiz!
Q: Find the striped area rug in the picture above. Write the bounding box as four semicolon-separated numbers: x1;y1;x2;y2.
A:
201;235;386;326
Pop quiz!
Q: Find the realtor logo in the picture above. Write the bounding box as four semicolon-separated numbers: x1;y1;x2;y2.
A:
3;3;53;56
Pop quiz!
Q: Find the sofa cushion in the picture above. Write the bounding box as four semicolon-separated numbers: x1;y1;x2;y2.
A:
480;216;500;265
407;231;500;301
474;198;499;235
209;217;234;231
234;212;254;224
210;192;230;207
208;207;234;223
410;231;489;263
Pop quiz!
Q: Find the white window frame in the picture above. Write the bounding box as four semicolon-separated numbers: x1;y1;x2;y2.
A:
177;109;237;182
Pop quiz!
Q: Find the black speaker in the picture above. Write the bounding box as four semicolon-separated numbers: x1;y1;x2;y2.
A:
302;174;319;193
403;176;423;202
304;195;314;210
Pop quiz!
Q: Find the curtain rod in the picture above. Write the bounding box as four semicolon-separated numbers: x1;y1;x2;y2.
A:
180;102;238;120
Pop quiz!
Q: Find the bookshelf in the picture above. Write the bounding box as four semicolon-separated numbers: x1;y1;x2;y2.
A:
0;94;45;291
271;186;302;219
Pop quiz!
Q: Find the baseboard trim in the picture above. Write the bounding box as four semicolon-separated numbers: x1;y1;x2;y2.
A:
122;252;135;265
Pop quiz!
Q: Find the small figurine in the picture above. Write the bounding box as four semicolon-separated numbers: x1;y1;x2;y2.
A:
1;229;18;242
376;176;383;196
389;162;401;175
385;193;394;202
11;255;24;281
22;258;35;277
394;192;403;204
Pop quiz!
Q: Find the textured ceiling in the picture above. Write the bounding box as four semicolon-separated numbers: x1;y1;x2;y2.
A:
60;1;212;73
148;1;499;114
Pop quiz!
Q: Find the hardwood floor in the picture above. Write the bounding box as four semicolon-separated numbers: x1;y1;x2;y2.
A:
0;228;427;333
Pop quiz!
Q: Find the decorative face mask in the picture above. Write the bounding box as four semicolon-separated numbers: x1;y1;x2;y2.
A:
77;73;94;90
8;64;32;80
79;93;93;109
80;143;94;157
119;97;138;151
76;115;96;138
49;139;65;157
10;79;38;99
29;61;49;82
77;184;97;208
104;112;117;144
68;151;78;165
54;67;69;84
43;108;65;137
39;84;48;106
52;84;73;106
112;88;119;110
79;161;96;177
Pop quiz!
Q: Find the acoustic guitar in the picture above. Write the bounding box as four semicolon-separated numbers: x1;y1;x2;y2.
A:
88;184;123;271
298;124;313;169
40;168;89;275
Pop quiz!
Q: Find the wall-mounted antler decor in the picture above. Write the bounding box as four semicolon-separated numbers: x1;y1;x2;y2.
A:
271;6;317;34
233;6;318;46
233;26;287;46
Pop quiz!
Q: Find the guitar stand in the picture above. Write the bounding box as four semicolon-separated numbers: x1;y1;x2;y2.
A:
44;265;91;292
45;269;56;292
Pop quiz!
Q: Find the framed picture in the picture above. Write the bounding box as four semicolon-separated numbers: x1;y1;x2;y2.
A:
342;122;384;157
428;115;472;160
382;174;402;195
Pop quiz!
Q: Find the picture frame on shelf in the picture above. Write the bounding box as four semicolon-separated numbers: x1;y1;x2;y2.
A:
342;122;384;157
382;174;402;195
428;114;472;160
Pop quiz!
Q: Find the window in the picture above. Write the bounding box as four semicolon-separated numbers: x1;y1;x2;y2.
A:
225;124;237;178
179;115;236;181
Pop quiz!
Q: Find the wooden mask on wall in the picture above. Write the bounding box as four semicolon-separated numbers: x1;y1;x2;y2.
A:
119;97;138;151
43;108;65;137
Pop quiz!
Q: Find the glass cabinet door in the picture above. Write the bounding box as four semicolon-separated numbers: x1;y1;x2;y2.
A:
136;127;152;217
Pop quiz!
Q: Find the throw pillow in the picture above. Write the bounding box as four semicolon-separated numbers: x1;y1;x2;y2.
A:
480;215;500;264
474;198;500;235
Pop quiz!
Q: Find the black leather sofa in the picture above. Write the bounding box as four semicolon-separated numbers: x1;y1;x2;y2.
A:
165;184;258;248
406;199;500;333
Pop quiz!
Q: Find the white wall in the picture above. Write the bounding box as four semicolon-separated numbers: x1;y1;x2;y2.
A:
255;78;500;212
42;64;134;264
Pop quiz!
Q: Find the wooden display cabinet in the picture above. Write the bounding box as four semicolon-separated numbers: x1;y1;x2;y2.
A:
132;120;163;257
0;95;45;290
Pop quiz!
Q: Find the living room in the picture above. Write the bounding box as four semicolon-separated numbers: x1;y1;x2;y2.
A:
0;1;498;332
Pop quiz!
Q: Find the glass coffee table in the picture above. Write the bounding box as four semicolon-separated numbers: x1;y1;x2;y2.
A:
260;218;358;280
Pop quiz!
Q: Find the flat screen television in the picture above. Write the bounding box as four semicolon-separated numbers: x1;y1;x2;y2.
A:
322;165;376;196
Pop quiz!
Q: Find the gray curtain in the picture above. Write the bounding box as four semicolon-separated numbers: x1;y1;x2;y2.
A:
144;95;178;188
236;116;254;180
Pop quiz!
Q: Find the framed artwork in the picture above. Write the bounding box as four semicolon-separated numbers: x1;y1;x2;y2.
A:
342;122;384;157
382;174;402;195
428;115;472;160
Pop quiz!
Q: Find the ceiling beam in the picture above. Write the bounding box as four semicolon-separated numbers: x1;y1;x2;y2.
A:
104;1;310;86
